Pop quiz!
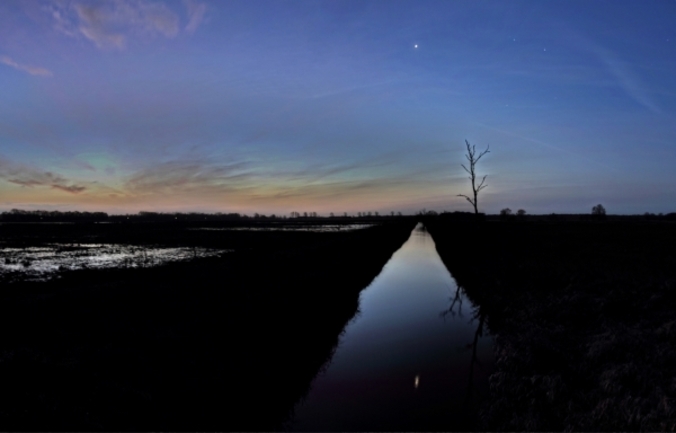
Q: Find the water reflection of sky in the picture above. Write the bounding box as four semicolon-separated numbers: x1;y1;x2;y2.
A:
0;244;227;282
191;224;373;232
291;223;494;431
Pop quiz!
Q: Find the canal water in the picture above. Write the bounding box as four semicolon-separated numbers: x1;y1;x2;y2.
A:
290;223;494;431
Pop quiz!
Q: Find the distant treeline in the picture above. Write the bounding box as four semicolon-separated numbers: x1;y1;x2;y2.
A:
1;209;675;223
125;211;407;221
1;209;109;222
486;212;676;222
0;209;409;222
0;209;254;222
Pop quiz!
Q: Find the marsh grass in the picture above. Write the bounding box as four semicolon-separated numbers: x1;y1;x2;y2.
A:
426;219;676;431
0;219;415;430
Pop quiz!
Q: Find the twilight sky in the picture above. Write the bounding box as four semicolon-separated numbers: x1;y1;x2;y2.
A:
1;0;675;215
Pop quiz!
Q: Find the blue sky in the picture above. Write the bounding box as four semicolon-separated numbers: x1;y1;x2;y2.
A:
1;0;675;215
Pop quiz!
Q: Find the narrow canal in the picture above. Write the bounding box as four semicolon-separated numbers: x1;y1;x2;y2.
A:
290;223;494;431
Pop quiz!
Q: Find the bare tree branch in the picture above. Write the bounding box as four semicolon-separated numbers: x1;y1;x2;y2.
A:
475;145;490;163
441;284;464;320
477;175;488;192
457;140;489;215
457;194;475;206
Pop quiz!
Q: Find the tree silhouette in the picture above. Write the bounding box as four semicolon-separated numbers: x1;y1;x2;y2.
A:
591;204;606;220
458;140;490;215
500;208;512;217
592;204;606;215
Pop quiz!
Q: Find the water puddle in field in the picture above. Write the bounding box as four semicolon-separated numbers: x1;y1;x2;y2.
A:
0;244;227;282
191;224;374;232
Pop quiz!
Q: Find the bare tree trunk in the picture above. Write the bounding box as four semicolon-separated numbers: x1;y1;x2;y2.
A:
457;140;490;215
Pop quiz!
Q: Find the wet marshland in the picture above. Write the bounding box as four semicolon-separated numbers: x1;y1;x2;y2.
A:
4;216;671;430
425;217;676;431
0;219;418;430
0;243;226;282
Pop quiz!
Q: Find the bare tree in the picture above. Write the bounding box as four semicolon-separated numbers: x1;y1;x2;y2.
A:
457;140;490;215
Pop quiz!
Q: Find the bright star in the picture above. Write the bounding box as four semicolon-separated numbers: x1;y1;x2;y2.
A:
414;44;418;48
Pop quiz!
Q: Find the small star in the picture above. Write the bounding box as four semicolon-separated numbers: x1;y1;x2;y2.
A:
544;48;547;51
414;44;418;48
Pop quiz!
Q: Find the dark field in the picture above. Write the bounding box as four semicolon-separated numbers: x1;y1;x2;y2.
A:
426;217;676;431
3;217;676;431
0;219;415;430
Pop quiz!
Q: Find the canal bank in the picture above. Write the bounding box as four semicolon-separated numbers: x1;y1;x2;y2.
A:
425;218;676;431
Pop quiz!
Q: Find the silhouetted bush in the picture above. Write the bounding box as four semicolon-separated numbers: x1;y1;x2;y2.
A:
591;204;607;220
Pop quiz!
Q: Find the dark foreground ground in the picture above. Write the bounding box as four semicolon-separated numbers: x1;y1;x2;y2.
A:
0;219;415;430
426;218;676;431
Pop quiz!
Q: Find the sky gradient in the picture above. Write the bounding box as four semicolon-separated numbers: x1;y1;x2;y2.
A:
1;0;675;215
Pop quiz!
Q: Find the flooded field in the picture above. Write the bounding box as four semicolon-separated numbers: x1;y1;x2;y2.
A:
0;244;227;282
0;222;374;283
0;220;416;430
191;224;373;232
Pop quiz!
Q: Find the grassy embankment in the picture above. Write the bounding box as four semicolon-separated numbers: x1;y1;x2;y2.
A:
426;218;676;431
0;219;415;430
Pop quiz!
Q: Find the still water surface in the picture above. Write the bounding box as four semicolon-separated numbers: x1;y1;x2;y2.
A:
0;244;226;282
290;223;494;431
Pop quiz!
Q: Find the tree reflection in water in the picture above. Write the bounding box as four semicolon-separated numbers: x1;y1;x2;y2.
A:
290;223;494;431
441;283;489;418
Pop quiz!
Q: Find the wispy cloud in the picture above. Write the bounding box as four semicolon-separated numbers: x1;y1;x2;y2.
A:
184;0;206;34
593;45;661;114
48;0;182;49
0;56;52;77
0;157;86;194
259;155;399;185
564;29;661;114
74;3;125;49
118;154;441;211
51;183;87;193
76;1;179;49
471;121;619;173
124;159;253;195
471;121;568;154
43;1;78;37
